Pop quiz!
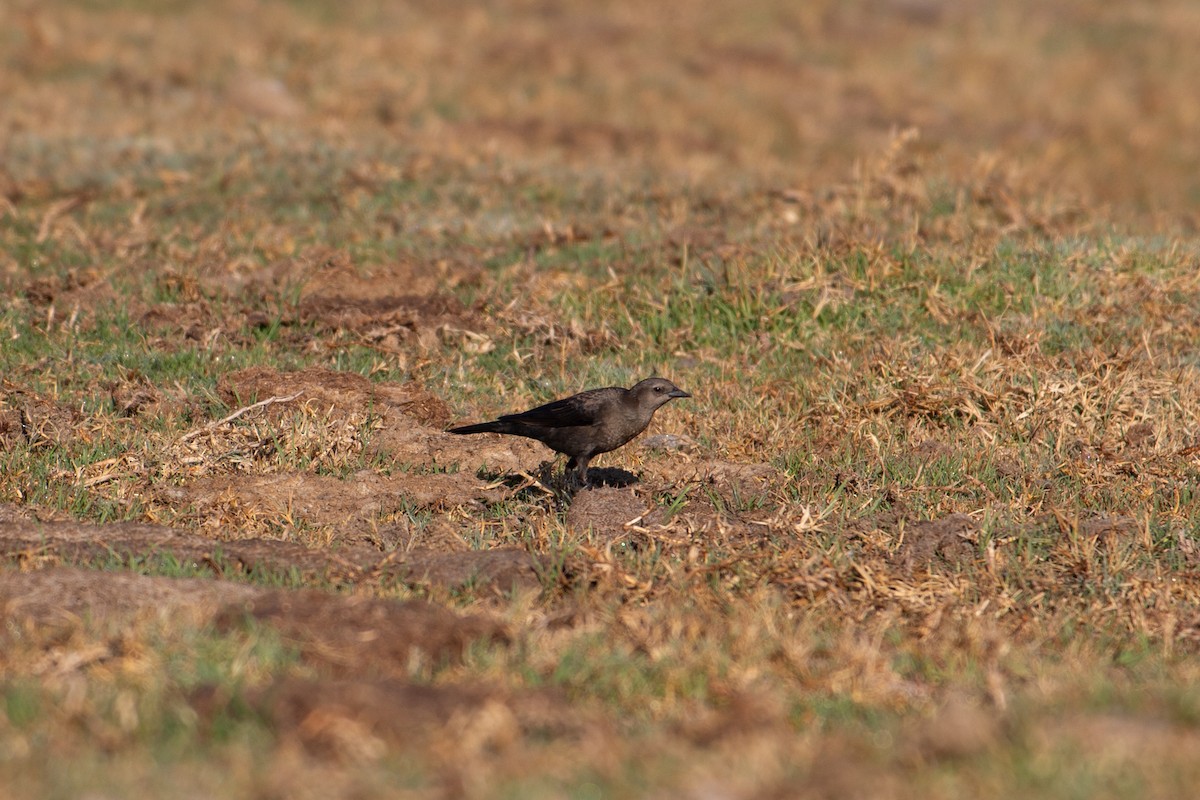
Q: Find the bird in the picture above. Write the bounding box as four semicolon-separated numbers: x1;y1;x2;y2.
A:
447;377;691;487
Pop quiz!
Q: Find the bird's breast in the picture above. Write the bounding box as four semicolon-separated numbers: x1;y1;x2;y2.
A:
592;412;651;452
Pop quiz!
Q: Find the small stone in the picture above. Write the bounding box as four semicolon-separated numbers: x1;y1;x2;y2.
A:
641;433;699;453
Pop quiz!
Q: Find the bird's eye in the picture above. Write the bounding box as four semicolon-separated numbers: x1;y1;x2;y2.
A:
654;386;663;392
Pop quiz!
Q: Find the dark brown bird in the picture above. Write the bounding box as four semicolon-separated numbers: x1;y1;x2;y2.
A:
447;377;691;486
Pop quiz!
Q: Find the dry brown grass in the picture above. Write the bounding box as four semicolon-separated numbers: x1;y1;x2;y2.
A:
3;1;1200;797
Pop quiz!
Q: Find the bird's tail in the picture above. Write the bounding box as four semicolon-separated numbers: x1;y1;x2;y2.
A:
446;421;504;435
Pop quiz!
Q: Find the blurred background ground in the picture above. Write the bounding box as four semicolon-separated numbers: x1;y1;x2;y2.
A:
4;0;1200;224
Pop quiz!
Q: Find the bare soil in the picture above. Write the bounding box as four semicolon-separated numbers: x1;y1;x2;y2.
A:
163;470;509;542
0;520;540;594
214;590;510;677
0;567;258;630
219;366;454;429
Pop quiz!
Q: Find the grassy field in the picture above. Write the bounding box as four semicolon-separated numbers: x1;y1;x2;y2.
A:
3;1;1200;798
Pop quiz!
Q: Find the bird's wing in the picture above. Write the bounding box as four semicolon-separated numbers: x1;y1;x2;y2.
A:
499;388;614;428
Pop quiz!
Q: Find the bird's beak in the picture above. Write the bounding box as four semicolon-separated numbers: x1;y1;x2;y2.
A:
668;389;691;399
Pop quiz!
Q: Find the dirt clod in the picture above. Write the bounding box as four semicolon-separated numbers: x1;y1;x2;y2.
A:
896;513;978;571
0;389;78;447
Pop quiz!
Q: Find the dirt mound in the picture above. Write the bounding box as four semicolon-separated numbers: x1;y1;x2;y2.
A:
0;567;259;630
216;590;509;677
218;366;452;428
373;423;549;481
207;366;551;476
164;470;509;543
566;487;650;543
0;520;541;594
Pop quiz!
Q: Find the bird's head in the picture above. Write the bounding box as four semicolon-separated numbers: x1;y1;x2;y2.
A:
631;377;691;411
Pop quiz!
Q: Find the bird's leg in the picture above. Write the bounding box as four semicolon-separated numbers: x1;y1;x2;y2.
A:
573;455;592;489
564;456;591;490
